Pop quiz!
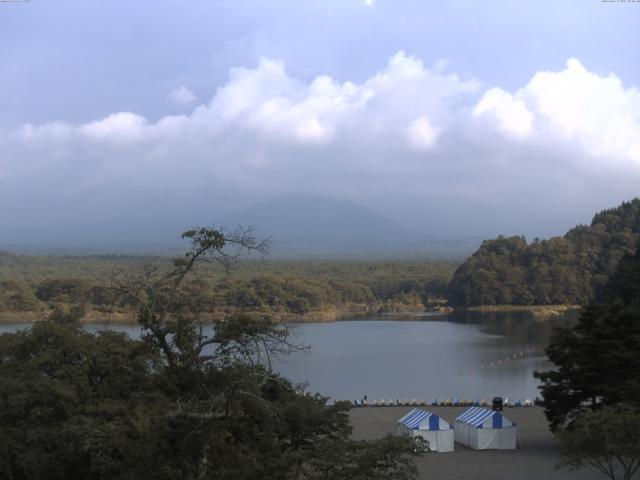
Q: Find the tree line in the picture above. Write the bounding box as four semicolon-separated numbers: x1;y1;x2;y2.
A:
448;198;640;306
0;254;454;318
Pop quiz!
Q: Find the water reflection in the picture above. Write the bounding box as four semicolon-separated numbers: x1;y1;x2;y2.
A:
447;309;579;346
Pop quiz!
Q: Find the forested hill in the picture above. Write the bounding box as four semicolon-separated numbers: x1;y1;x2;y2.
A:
447;199;640;306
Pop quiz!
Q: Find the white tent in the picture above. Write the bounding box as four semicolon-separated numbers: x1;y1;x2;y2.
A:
454;407;517;450
396;408;454;452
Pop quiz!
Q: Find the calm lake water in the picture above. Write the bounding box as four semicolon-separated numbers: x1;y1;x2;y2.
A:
275;311;577;402
0;310;577;402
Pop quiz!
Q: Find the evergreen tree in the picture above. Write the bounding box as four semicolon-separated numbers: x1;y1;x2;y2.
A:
535;246;640;430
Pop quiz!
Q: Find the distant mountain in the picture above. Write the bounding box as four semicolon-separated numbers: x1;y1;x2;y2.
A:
447;198;640;306
221;193;420;254
0;194;479;259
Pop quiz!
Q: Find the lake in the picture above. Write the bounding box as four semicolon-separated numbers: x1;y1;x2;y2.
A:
0;310;576;402
274;310;576;402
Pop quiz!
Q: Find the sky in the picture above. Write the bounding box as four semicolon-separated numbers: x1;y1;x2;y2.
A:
1;0;639;247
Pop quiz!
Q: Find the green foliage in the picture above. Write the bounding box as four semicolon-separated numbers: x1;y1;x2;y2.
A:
448;198;640;306
0;280;41;312
0;227;419;480
0;313;158;480
34;278;90;303
301;435;418;480
535;245;640;429
557;405;640;480
0;252;456;317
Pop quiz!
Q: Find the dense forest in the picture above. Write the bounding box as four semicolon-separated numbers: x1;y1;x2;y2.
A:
0;253;455;321
448;198;640;306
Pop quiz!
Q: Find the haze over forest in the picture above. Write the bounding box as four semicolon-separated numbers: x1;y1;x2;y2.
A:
1;0;640;252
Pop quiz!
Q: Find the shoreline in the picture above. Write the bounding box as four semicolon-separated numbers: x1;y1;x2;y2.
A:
0;302;427;325
0;303;580;325
459;304;581;318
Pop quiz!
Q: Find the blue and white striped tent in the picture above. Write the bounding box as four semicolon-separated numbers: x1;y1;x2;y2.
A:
454;407;516;450
397;408;454;452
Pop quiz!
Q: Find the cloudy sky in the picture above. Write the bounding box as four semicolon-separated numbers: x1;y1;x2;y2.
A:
1;0;639;247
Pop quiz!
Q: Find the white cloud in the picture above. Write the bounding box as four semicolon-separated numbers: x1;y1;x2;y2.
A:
406;116;440;150
79;112;149;144
2;53;640;243
9;53;640;164
169;86;197;105
473;87;534;138
17;121;74;143
473;58;640;163
364;0;374;7
524;58;640;162
189;51;476;146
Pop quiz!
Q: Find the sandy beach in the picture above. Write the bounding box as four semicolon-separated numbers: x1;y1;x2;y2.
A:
349;406;603;480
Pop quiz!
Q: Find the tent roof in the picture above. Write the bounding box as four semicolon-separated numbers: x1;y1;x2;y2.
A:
455;407;514;428
397;408;449;430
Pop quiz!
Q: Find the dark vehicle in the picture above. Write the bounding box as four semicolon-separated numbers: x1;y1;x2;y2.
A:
492;396;503;411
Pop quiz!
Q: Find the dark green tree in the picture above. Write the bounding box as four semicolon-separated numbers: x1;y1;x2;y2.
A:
557;405;640;480
0;309;159;480
448;198;640;306
535;245;640;431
